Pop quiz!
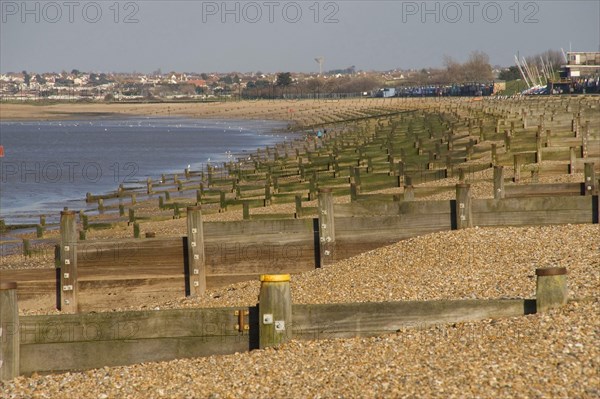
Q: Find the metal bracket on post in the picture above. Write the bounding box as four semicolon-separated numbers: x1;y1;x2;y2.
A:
234;309;250;333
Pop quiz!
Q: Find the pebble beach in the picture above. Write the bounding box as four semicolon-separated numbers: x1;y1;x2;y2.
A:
1;99;599;398
2;301;598;398
2;222;599;398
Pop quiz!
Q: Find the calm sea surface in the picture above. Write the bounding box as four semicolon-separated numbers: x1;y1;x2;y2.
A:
0;118;289;225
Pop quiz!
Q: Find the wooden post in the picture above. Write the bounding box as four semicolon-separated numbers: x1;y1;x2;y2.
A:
294;194;303;218
569;147;576;175
60;210;78;313
219;191;227;212
513;154;522;183
466;139;474;160
350;182;359;201
264;183;272;205
491;143;497;165
535;267;568;313
494;166;505;199
128;208;135;224
353;167;362;186
536;127;543;163
0;282;19;381
36;224;44;238
403;185;415;201
584;163;596;195
243;202;250;220
259;274;292;349
207;166;213;187
186;206;206;296
581;121;590;159
455;184;472;229
308;177;317;201
133;222;140;238
97;198;104;214
146;178;153;194
397;161;405;182
318;188;335;267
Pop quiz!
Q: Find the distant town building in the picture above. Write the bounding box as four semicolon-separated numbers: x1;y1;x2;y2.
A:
374;88;396;98
549;52;600;94
563;52;600;78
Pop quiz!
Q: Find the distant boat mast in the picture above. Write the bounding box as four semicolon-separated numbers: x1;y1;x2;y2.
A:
514;55;531;88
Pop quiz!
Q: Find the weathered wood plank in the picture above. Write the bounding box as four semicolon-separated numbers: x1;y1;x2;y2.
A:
398;200;452;215
335;214;452;234
19;307;254;374
292;299;534;340
335;214;452;260
473;210;593;226
504;183;582;198
335;201;400;217
19;307;246;343
20;336;250;375
472;196;592;213
204;235;315;275
77;238;184;272
204;218;314;237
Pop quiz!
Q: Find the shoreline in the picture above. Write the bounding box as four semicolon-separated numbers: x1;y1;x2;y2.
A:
0;116;301;227
0;98;411;124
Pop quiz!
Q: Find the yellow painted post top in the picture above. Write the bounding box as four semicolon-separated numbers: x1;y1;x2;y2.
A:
260;274;290;282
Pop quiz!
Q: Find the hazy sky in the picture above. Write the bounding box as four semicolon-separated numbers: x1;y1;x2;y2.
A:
1;0;599;73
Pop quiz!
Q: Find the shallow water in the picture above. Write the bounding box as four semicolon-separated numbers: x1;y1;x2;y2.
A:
0;117;289;225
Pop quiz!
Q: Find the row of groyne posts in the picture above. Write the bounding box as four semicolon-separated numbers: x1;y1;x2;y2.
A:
0;186;573;380
0;265;571;380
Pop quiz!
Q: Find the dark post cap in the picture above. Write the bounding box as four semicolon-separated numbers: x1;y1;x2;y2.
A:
535;267;567;276
0;281;17;290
